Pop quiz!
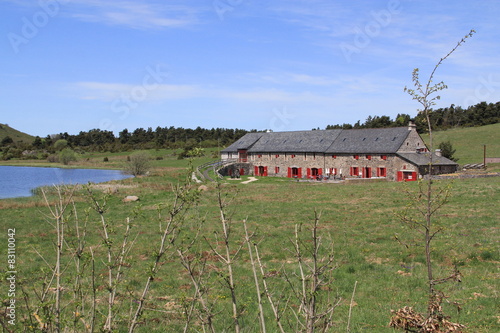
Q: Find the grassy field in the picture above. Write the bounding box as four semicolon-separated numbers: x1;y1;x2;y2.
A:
1;148;498;332
421;123;500;165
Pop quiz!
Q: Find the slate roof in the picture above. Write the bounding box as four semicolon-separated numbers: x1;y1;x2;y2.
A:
325;127;411;154
397;153;458;166
221;132;264;152
222;127;411;154
247;130;343;153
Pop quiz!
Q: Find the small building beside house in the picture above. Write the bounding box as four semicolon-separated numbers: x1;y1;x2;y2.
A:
220;123;458;182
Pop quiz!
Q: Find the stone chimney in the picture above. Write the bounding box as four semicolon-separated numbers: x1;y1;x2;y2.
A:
408;121;417;131
435;149;442;157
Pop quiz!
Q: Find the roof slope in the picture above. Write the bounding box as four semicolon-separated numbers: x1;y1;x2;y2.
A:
221;132;264;152
248;130;343;153
325;127;410;154
222;127;413;154
397;152;458;166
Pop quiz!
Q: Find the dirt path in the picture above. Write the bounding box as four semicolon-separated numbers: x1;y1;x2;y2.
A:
241;177;258;184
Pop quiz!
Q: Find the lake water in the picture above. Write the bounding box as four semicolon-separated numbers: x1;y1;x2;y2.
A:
0;166;132;199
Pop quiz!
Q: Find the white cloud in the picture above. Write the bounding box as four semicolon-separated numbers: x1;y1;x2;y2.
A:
64;0;203;29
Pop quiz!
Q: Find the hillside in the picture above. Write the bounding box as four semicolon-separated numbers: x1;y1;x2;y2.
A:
421;123;500;165
0;123;35;144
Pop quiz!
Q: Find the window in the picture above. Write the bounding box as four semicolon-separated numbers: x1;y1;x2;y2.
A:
351;167;359;176
258;154;262;158
275;166;280;174
378;167;387;177
332;155;336;159
353;155;359;160
381;155;387;160
275;154;279;158
291;154;296;158
366;155;372;160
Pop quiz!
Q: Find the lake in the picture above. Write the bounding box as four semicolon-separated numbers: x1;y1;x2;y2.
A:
0;166;132;199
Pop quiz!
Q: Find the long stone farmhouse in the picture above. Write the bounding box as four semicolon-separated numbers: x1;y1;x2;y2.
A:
220;123;458;182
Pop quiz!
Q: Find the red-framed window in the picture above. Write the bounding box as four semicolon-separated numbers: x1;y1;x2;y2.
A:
332;155;337;159
275;166;280;174
288;167;302;178
381;155;387;160
275;154;279;158
366;155;372;160
353;155;359;160
378;167;387;177
350;166;359;176
291;154;296;158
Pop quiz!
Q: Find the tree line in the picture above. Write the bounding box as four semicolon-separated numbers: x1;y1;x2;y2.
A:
326;101;499;132
1;126;255;159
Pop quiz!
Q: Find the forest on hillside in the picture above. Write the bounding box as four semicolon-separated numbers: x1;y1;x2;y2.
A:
326;101;500;132
0;101;498;161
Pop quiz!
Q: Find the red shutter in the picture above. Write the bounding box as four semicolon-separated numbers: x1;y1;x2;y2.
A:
287;167;292;178
264;167;268;177
306;168;311;178
240;168;245;176
298;168;302;178
318;168;323;176
254;166;259;176
397;171;403;182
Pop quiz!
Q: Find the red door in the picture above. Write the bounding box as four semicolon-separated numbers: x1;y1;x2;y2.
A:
397;171;403;181
239;168;245;176
364;167;371;178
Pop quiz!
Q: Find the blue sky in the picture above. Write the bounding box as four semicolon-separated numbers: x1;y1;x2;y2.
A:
1;0;499;137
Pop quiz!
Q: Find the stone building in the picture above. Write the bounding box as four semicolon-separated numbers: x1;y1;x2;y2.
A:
220;123;458;181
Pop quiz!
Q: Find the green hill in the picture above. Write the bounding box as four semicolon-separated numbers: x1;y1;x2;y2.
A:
0;123;35;145
421;123;500;165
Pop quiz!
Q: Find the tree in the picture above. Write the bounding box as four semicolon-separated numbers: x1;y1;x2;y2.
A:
391;30;474;332
54;139;69;151
59;148;78;165
1;136;14;146
438;140;458;162
123;151;152;176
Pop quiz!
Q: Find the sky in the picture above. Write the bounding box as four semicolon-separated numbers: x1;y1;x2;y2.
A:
1;0;499;137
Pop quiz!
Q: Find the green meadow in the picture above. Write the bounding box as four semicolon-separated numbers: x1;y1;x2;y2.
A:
1;146;498;332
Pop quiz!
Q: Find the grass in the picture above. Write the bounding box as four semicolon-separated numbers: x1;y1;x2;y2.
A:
421;123;500;165
0;123;34;144
1;164;498;332
0;124;498;331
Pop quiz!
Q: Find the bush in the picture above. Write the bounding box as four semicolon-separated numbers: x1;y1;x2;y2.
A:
59;148;77;165
47;154;59;163
123;151;152;176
